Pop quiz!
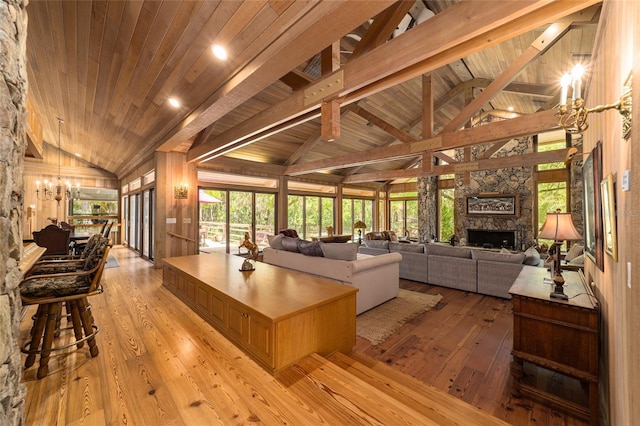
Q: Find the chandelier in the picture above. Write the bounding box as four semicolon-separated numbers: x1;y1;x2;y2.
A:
557;64;632;136
35;118;80;204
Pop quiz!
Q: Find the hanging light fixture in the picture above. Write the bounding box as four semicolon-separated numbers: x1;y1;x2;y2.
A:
35;118;80;204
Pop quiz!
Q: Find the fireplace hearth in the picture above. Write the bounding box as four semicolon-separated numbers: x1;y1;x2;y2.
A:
467;229;516;249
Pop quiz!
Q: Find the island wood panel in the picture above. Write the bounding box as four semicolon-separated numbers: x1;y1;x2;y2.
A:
162;253;357;374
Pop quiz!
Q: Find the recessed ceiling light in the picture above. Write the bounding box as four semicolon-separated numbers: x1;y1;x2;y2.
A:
212;44;228;61
75;153;81;157
507;106;514;112
168;98;180;108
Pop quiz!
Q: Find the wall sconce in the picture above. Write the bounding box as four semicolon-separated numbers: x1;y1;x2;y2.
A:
174;183;188;199
558;64;632;136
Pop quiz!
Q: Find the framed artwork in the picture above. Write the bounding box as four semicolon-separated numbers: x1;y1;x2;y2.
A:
465;194;519;217
582;141;604;270
601;173;618;261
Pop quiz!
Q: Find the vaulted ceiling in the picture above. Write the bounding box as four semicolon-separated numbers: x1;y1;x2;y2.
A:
25;0;601;185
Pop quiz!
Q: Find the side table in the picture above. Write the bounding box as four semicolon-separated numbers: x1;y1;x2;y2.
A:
509;268;599;425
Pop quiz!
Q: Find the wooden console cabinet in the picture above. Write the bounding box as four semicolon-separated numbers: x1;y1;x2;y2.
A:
162;253;357;374
509;268;599;425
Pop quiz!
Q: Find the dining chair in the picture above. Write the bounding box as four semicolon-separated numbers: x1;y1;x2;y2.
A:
32;224;71;256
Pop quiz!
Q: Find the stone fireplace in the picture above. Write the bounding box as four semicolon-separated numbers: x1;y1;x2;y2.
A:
467;229;516;249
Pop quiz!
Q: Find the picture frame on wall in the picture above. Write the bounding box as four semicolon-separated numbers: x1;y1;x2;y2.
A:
601;173;618;261
465;194;519;218
582;141;604;271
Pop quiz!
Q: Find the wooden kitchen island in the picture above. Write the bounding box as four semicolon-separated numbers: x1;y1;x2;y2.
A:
162;253;357;374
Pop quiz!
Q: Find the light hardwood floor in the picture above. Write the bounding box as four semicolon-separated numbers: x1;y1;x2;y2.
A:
20;246;588;425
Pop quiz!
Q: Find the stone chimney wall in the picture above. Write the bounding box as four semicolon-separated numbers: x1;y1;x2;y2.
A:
0;1;28;425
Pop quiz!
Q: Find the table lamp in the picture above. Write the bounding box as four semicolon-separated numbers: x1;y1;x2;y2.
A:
538;209;583;300
353;220;367;244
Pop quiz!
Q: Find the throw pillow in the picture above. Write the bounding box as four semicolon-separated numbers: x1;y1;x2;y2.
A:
564;243;584;262
568;254;585;266
471;250;526;264
267;234;284;250
281;237;300;252
297;240;324;257
321;242;358;261
523;246;541;266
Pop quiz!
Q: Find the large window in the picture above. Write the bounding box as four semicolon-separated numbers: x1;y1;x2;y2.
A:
389;192;417;238
342;198;373;237
536;130;570;248
439;188;455;241
288;195;335;240
199;188;275;253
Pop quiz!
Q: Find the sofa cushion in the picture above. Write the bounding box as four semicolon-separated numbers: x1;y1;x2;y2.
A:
365;231;386;240
565;243;584;262
568;253;585;266
425;244;471;258
321;242;358;260
279;229;299;238
298;240;324;257
389;242;425;253
267;234;284;250
281;237;300;252
523;246;541;266
471;250;526;264
384;231;399;242
364;239;389;250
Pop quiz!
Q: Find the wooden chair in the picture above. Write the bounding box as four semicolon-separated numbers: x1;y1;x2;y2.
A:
19;236;110;379
33;224;71;256
28;234;105;275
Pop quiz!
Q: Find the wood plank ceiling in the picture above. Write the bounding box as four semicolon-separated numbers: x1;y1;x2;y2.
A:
25;0;600;185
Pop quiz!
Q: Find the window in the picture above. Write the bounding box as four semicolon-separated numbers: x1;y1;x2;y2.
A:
343;198;373;236
287;195;335;239
537;181;568;247
388;191;417;238
439;188;455;241
199;188;275;253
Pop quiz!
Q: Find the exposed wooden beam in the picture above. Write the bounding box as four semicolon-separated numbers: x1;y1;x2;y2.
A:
350;1;415;59
434;152;458;165
477;139;512;160
342;148;577;183
351;106;417;143
156;1;395;153
441;22;571;133
422;74;434;139
279;70;314;91
286;108;560;175
321;100;341;142
189;0;598;163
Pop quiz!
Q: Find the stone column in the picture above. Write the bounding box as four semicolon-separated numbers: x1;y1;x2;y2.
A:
0;1;28;425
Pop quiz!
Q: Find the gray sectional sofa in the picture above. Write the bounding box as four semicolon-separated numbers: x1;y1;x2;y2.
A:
358;241;543;299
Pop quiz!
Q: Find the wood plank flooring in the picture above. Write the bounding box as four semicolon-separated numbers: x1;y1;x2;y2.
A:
20;246;588;425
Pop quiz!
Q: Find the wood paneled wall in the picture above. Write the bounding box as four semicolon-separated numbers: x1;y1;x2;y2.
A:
154;152;198;266
23;144;118;238
582;2;639;424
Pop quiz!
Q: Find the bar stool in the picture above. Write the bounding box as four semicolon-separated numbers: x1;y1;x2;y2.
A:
20;238;110;379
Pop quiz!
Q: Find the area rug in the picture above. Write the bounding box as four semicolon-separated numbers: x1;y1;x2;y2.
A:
104;254;120;269
356;289;443;345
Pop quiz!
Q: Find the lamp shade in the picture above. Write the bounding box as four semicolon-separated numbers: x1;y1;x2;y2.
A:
538;211;582;241
353;220;367;229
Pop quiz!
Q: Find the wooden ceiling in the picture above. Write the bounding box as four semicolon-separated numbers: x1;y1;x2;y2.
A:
25;0;601;185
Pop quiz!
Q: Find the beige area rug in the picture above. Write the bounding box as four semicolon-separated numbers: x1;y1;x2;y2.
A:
356;289;443;345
